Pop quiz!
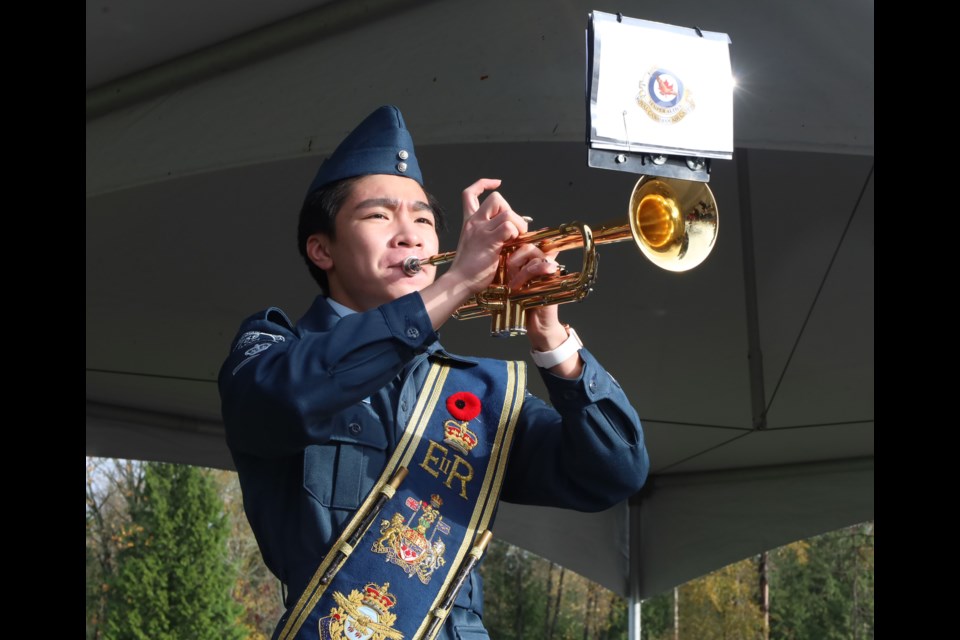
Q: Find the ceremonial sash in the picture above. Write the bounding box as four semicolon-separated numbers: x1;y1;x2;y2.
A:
277;358;527;640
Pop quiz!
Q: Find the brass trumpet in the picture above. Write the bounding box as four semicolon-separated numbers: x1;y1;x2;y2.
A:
403;175;719;337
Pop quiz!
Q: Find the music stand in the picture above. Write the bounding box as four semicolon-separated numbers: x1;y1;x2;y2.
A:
586;11;734;183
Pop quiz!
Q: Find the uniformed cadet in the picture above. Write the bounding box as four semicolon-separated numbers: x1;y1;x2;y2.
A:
218;105;650;640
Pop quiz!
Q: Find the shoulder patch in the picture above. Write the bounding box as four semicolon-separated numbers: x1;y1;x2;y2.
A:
235;330;286;352
244;343;273;356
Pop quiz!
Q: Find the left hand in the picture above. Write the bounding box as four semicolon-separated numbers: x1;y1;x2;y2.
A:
504;244;576;362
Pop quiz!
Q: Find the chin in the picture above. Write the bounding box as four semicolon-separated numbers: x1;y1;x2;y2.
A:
391;269;433;289
391;282;427;299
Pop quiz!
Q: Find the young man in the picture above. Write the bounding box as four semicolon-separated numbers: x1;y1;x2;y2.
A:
219;105;649;640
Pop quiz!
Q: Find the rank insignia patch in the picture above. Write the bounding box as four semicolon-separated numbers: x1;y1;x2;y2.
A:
372;494;449;584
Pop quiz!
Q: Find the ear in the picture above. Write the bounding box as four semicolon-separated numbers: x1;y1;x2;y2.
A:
306;233;334;270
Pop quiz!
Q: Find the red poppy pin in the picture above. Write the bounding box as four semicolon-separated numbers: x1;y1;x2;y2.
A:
444;391;481;455
446;391;481;421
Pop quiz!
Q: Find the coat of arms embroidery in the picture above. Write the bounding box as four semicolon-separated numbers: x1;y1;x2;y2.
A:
371;494;449;584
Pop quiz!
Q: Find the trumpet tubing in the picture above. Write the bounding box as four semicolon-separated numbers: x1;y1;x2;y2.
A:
407;175;718;337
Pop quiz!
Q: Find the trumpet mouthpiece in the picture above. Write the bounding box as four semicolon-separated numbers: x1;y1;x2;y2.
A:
402;256;423;276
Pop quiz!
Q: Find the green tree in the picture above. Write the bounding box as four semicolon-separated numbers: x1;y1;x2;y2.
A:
481;542;549;639
639;590;672;640
102;462;245;640
769;523;875;640
480;539;628;640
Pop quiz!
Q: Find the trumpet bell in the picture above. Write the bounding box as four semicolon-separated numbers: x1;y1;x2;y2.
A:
628;175;719;272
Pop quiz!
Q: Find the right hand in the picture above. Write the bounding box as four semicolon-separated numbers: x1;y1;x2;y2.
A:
445;179;530;295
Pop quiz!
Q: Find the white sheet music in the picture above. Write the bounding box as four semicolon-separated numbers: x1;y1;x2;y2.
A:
588;12;734;159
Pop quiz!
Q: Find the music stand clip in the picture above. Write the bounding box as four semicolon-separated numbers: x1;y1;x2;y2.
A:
587;149;712;182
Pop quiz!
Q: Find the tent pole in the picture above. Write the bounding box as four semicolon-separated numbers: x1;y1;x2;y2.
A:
628;595;642;640
627;492;643;640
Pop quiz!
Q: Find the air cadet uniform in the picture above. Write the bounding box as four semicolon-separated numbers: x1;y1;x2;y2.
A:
218;106;649;640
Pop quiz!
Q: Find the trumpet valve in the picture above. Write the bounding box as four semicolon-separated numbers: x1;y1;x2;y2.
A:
491;301;527;337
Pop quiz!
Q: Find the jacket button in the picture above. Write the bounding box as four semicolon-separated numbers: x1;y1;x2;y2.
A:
406;326;420;339
589;377;597;392
349;423;362;435
401;401;408;412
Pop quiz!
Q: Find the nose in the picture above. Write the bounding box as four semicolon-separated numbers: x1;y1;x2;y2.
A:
393;218;424;249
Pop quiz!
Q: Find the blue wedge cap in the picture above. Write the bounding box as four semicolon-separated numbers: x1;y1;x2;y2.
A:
305;105;423;196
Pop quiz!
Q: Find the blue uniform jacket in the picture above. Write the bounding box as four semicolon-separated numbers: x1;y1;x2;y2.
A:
218;291;649;639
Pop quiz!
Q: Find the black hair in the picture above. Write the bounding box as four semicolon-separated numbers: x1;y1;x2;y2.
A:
297;176;447;293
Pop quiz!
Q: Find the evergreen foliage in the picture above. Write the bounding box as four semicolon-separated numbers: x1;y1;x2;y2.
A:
639;590;672;639
100;462;245;640
769;523;875;640
480;540;628;640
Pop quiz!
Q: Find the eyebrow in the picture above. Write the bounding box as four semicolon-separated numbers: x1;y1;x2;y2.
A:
354;198;433;212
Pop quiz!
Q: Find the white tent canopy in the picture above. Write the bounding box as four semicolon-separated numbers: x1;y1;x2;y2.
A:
86;0;874;600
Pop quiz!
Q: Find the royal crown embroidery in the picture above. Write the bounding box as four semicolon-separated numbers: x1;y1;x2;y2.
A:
319;582;402;640
443;420;478;455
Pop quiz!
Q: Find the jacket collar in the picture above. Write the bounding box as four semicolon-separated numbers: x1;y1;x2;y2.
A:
296;295;341;333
